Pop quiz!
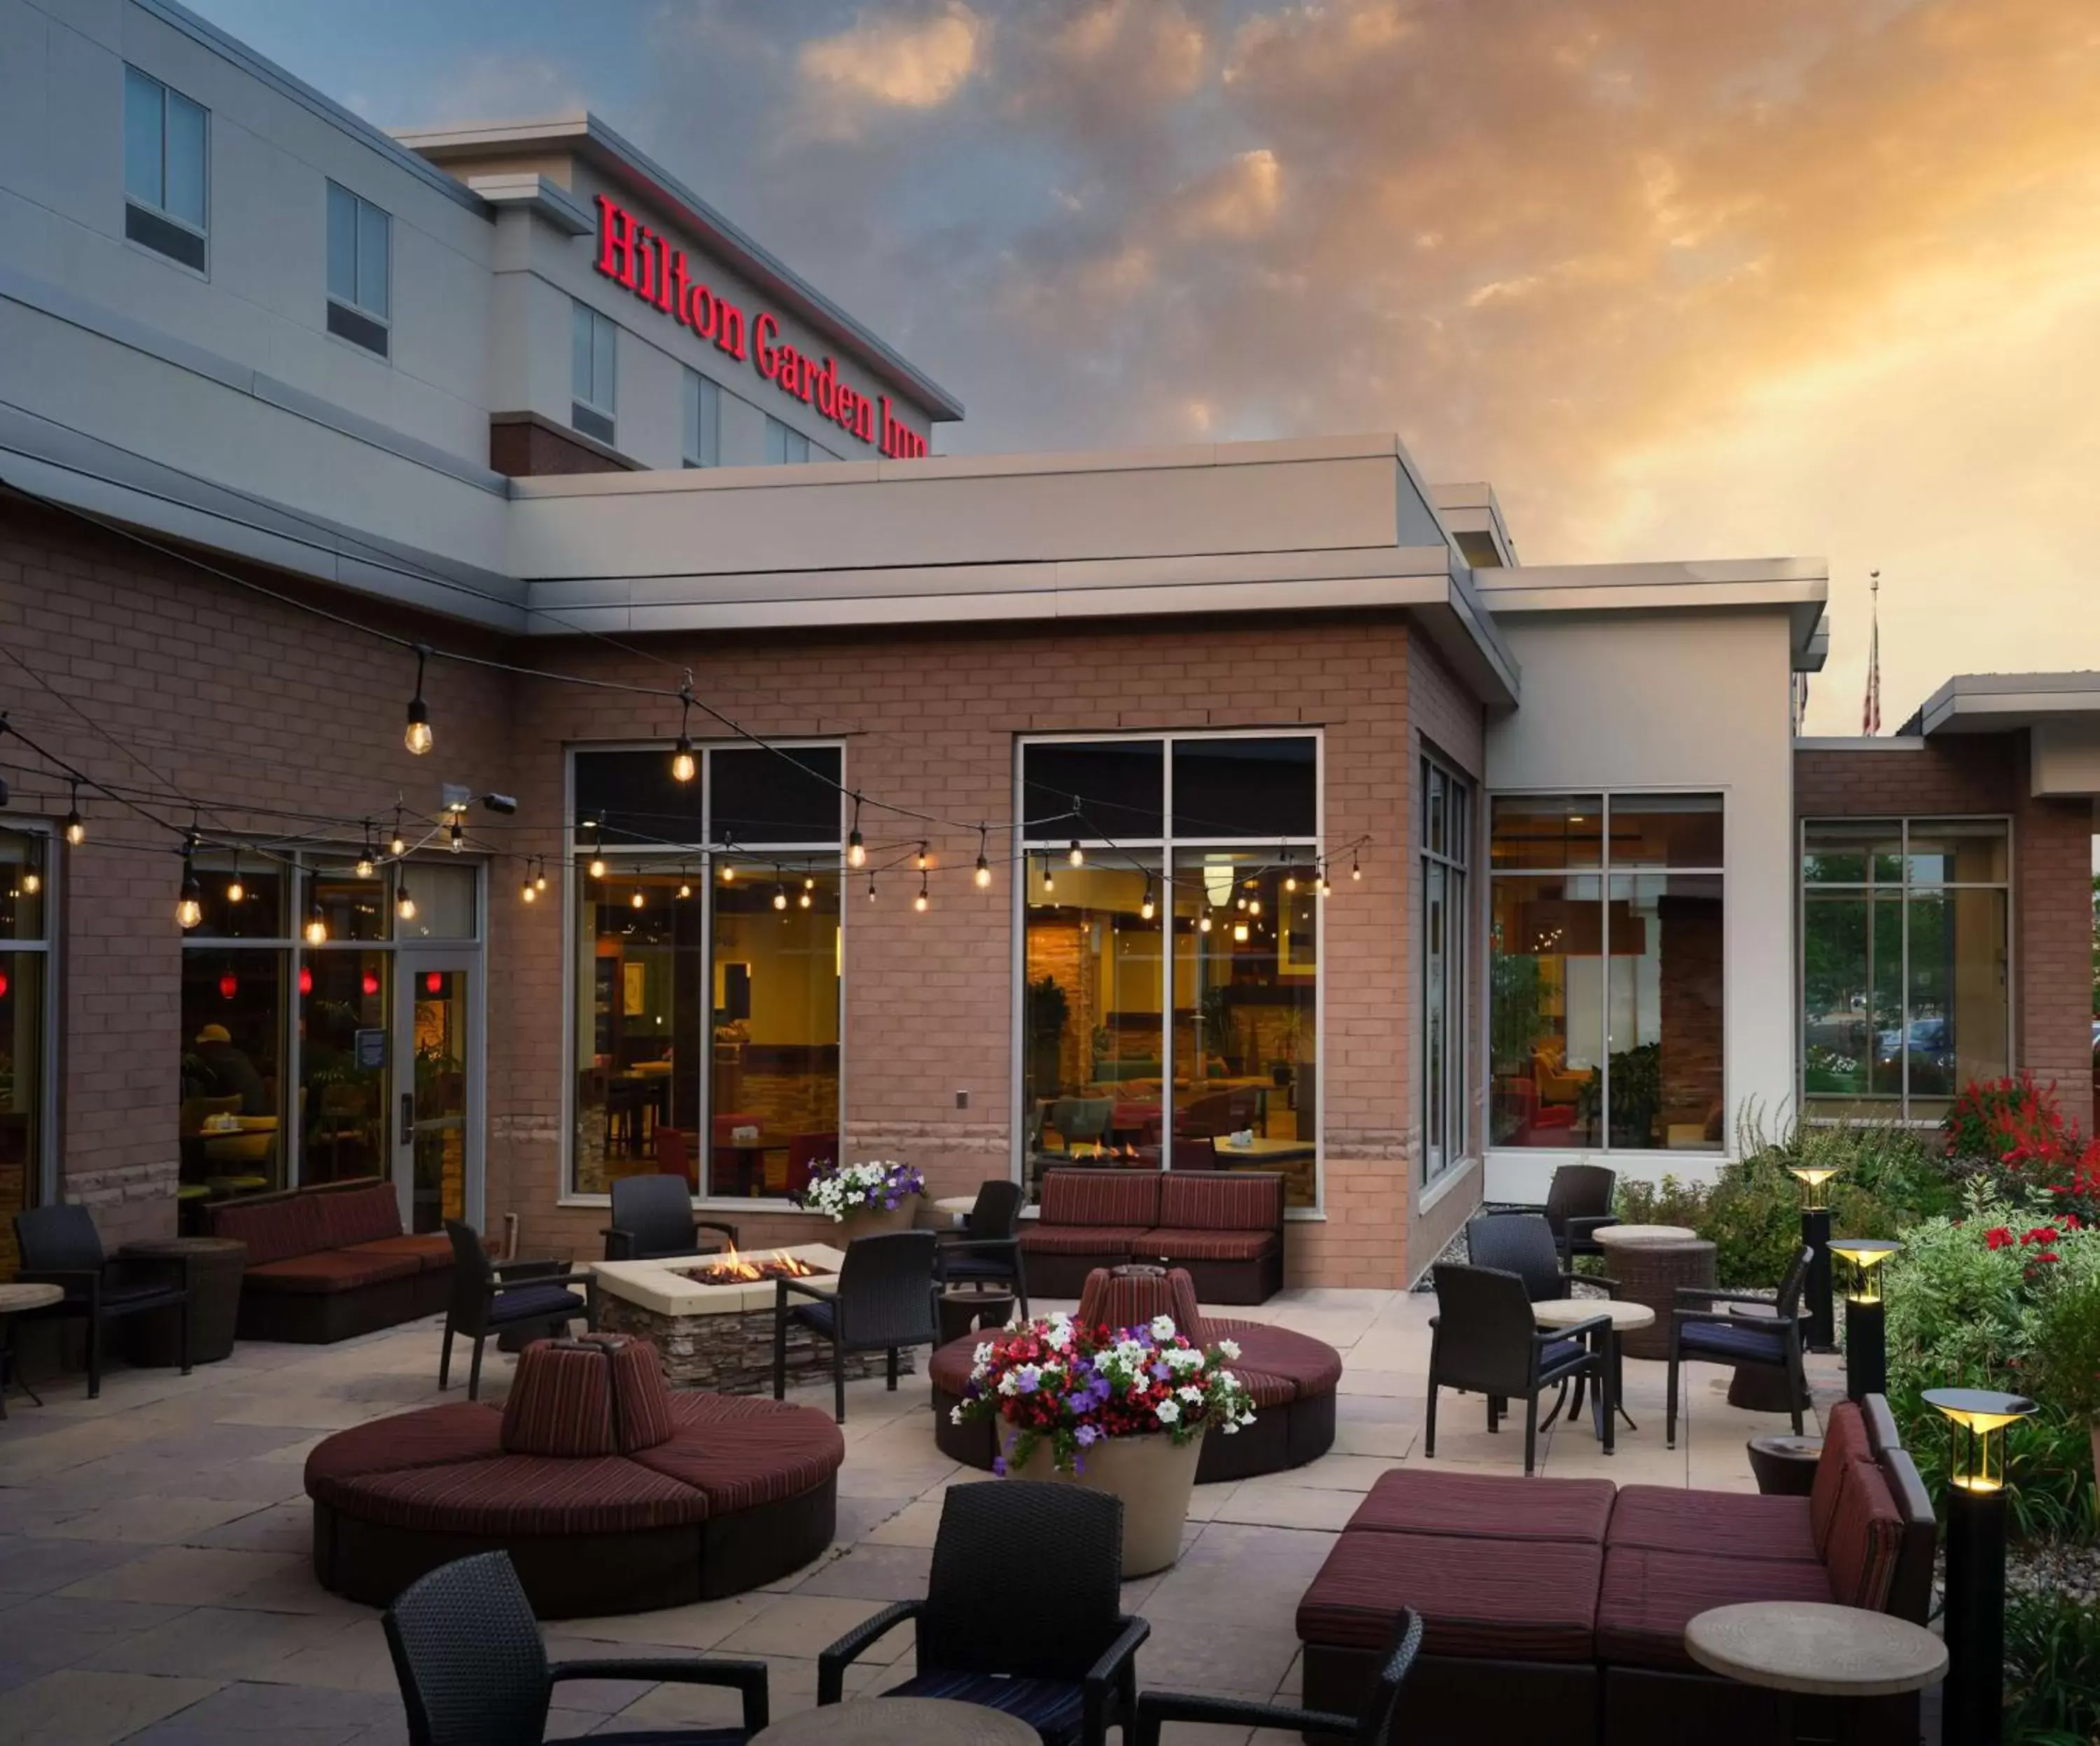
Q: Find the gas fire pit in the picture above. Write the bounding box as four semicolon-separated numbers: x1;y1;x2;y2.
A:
594;1243;908;1395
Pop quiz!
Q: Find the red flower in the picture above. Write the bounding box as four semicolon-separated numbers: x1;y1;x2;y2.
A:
2020;1227;2061;1247
1985;1227;2014;1251
2063;1215;2083;1231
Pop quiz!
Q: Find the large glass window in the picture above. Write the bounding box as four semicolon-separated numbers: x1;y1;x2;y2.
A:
1020;734;1321;1208
1422;755;1471;1182
1802;818;2010;1121
1490;794;1724;1152
326;181;391;358
570;746;843;1199
1;830;53;1280
683;370;720;468
123;65;208;271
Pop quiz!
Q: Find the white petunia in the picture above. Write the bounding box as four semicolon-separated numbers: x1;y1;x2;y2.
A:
1178;1385;1203;1404
973;1343;995;1367
1155;1399;1181;1425
1149;1315;1177;1341
949;1404;965;1423
1218;1339;1241;1361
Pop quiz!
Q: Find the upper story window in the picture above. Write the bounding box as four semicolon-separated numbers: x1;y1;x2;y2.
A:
764;417;811;466
326;182;391;358
683;370;720;468
122;66;208;272
570;301;618;446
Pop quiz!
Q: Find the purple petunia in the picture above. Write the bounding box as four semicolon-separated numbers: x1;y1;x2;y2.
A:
1075;1424;1100;1446
991;1455;1007;1476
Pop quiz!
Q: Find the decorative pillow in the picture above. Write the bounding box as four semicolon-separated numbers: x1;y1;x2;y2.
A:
1823;1456;1903;1610
499;1339;619;1458
595;1332;676;1453
1810;1401;1870;1556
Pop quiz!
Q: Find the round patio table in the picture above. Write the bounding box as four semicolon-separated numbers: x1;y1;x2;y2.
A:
752;1698;1037;1746
1595;1226;1714;1362
1687;1600;1945;1740
118;1236;246;1366
0;1281;62;1417
1536;1296;1654;1439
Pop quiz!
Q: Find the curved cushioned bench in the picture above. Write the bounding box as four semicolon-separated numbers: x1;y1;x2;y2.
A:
929;1265;1338;1485
305;1332;843;1617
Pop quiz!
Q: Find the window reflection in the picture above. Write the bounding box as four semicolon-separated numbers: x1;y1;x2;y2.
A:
181;951;286;1192
301;950;388;1187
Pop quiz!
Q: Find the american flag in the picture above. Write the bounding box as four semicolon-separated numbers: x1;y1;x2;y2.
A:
1861;570;1881;736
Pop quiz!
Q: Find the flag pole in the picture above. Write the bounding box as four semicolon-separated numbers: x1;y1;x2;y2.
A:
1861;569;1881;736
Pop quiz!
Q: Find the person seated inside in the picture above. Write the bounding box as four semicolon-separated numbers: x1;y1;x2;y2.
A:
191;1024;272;1117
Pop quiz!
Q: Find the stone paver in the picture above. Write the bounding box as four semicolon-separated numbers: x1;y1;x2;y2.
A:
0;1289;1842;1741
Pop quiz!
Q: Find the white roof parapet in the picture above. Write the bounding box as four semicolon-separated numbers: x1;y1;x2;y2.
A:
1916;671;2100;735
1472;557;1829;666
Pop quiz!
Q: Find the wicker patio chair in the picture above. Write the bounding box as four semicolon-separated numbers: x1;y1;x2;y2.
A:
772;1229;940;1423
1667;1243;1814;1446
383;1551;768;1746
1426;1262;1611;1474
14;1204;189;1399
816;1481;1149;1746
1541;1164;1620;1269
1466;1211;1619;1303
601;1172;738;1262
1133;1607;1422;1746
440;1221;594;1401
934;1178;1030;1320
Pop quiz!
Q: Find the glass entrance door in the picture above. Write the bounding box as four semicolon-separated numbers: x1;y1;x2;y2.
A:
393;954;481;1234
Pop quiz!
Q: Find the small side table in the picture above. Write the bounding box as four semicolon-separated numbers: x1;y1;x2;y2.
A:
0;1281;63;1418
1596;1226;1714;1362
1686;1600;1945;1742
1747;1433;1823;1497
754;1697;1037;1746
939;1287;1016;1346
1536;1296;1655;1441
118;1237;247;1366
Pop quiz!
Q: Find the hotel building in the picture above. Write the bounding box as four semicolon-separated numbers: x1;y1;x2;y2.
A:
1;0;2092;1290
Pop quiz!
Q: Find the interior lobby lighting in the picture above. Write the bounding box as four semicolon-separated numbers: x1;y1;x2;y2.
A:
1233;922;1250;943
403;644;433;755
1198;914;1212;934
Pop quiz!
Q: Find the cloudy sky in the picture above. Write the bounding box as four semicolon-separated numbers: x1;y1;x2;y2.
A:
194;0;2100;734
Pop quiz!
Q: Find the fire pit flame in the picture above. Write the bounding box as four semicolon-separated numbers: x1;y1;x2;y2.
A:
686;1247;823;1287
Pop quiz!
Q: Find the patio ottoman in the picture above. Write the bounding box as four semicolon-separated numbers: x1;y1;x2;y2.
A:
306;1332;843;1616
1348;1467;1615;1544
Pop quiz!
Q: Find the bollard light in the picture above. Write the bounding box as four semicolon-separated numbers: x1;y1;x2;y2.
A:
1788;1165;1839;1353
1830;1237;1900;1400
1786;1164;1837;1210
1926;1386;2037;1746
1829;1237;1900;1305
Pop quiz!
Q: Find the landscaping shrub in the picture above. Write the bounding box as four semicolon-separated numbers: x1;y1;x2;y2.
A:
1943;1073;2100;1226
2004;1586;2100;1744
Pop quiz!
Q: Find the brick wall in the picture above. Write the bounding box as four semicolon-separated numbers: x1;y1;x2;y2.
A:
1795;737;2094;1129
0;497;515;1248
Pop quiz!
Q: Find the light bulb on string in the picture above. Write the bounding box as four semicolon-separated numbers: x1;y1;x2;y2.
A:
1350;847;1361;881
847;796;866;868
1068;839;1084;869
520;869;537;903
671;679;696;783
403;643;434;755
20;867;39;895
914;869;930;912
1042;853;1056;897
915;843;931;872
226;849;244;907
799;888;813;909
177;839;204;930
720;862;736;883
354;827;376;881
396;880;417;922
1140;878;1156;922
588;855;608;879
773;869;788;912
388;809;407;858
867;872;878;903
534;861;548;894
62;782;84;847
974;827;992;889
448;818;465;854
1249;899;1261;917
631;888;645;911
298;964;314;996
304;899;328;947
677;870;692;900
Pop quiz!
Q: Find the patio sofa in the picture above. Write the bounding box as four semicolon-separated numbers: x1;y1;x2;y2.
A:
305;1332;843;1616
205;1178;453;1343
1018;1168;1285;1302
931;1264;1337;1481
1295;1397;1933;1746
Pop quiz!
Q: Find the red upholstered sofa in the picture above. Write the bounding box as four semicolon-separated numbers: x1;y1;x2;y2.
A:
1020;1169;1285;1302
306;1332;844;1616
206;1179;452;1343
931;1264;1337;1483
1296;1399;1934;1746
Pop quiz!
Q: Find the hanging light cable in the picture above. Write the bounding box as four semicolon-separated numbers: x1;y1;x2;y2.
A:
584;816;607;880
671;678;696;783
1350;845;1362;881
403;643;434;755
62;781;85;846
847;794;866;869
1042;851;1055;897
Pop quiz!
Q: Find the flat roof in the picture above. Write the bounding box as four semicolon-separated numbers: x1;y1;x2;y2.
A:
1470;557;1830;668
1916;671;2100;734
396;115;965;424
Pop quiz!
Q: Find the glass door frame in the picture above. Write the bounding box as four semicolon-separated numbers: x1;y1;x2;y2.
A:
393;947;485;1234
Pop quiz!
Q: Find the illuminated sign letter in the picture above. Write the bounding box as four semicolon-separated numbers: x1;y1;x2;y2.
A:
685;281;717;340
753;311;781;379
716;297;747;361
593;195;643;292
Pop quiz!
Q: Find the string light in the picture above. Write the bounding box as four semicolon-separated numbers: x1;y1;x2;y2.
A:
1140;877;1156;922
974;827;992;888
534;861;548;894
298;964;313;996
19;862;38;895
388;809;407;858
915;842;931;872
720;861;736;883
176;838;203;930
397;879;417;922
520;869;536;903
588;853;607;879
914;869;930;912
447;817;465;853
1041;853;1056;897
671;679;696;783
677;873;692;899
354;823;376;881
63;782;84;846
1351;847;1361;881
773;869;788;911
304;897;328;946
1198;912;1212;934
403;643;433;755
582;816;606;880
1249;898;1261;917
225;848;244;907
867;872;878;902
847;796;866;868
799;884;813;909
630;888;645;911
1068;839;1084;869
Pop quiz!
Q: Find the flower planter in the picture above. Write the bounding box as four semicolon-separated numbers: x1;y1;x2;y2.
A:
836;1200;922;1242
1005;1426;1205;1577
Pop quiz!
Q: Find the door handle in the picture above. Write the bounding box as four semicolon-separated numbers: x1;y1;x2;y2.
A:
400;1092;415;1145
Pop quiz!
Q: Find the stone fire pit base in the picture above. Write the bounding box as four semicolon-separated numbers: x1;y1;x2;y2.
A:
596;1294;916;1395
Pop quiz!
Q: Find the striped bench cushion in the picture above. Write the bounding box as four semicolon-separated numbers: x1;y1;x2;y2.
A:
1605;1486;1817;1563
209;1193;329;1266
1019;1224;1148;1257
305;1402;503;1502
1038;1170;1162;1228
1811;1401;1870;1556
315;1183;402;1250
1158;1170;1283;1231
1824;1455;1903;1610
344;1233;454;1273
1348;1469;1614;1544
1140;1227;1278;1264
1213;1320;1343;1400
631;1392;846;1512
1596;1546;1833;1672
244;1250;420;1294
337;1453;708;1535
1298;1528;1602;1663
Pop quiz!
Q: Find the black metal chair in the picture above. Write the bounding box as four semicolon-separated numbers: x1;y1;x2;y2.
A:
13;1204;189;1399
1542;1164;1619;1269
1426;1262;1611;1475
817;1481;1149;1746
1465;1212;1618;1304
774;1229;940;1424
384;1551;769;1746
440;1221;594;1402
1133;1607;1423;1746
601;1173;738;1262
1667;1243;1814;1447
934;1178;1029;1320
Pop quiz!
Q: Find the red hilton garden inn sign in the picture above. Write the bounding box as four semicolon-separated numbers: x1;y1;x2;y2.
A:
592;195;928;459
